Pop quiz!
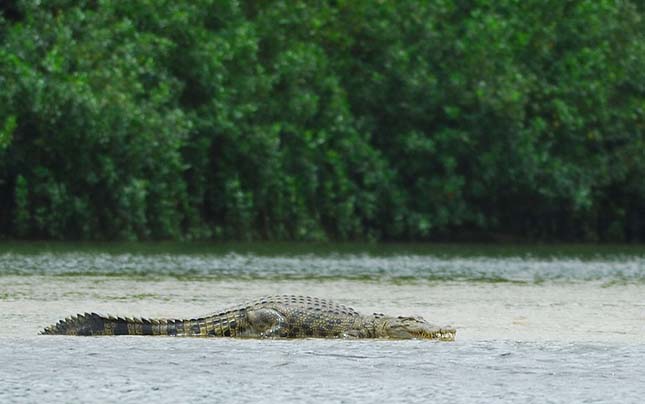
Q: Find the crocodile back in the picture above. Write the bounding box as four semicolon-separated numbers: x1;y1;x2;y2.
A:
239;295;365;338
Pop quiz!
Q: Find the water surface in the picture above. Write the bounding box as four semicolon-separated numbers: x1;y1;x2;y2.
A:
1;243;644;403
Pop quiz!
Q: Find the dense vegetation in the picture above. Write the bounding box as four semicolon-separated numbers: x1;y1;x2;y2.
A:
0;1;643;241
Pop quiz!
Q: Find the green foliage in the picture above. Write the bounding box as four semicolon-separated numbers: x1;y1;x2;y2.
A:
0;0;643;241
0;115;16;150
13;175;29;237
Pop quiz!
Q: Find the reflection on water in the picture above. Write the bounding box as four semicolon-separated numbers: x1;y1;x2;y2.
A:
0;244;644;403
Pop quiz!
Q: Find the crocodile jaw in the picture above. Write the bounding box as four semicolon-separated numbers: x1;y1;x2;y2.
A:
378;316;456;341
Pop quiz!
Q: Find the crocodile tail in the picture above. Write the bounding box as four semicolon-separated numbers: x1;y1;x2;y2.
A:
41;313;175;336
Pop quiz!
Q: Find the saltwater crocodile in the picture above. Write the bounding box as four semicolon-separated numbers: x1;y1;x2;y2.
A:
42;295;456;340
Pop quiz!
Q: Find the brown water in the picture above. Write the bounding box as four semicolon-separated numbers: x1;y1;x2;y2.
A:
1;244;644;403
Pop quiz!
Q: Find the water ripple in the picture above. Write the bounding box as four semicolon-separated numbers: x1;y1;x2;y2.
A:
1;337;643;403
1;251;645;283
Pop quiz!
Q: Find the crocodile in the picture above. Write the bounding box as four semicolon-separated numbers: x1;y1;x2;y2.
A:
42;295;456;341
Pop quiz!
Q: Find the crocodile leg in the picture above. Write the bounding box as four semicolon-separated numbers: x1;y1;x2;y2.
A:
246;308;287;338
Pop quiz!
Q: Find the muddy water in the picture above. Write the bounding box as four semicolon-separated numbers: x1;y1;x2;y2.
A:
1;244;644;403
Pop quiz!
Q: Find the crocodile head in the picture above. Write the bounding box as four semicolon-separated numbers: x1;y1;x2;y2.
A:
377;315;456;341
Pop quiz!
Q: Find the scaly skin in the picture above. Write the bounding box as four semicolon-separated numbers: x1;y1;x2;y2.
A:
41;295;456;341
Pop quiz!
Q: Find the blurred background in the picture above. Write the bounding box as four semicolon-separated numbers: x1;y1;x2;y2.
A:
0;1;643;242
